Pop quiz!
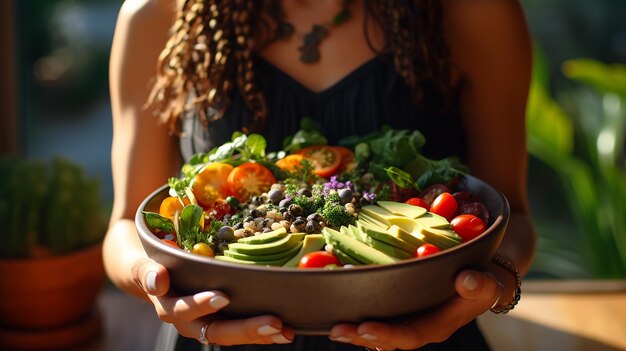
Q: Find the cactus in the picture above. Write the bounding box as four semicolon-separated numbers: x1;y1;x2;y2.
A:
0;156;107;258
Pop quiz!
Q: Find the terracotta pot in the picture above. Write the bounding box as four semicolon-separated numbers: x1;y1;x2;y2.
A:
0;243;105;349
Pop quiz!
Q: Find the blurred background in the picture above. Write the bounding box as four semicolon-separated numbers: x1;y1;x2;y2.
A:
1;0;625;350
3;0;624;279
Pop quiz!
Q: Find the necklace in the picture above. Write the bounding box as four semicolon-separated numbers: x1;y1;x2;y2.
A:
269;0;353;64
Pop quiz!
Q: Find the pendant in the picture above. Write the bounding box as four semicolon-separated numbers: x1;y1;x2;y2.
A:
298;25;329;64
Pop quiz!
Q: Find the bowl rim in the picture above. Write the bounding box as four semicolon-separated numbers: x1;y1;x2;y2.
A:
135;175;510;274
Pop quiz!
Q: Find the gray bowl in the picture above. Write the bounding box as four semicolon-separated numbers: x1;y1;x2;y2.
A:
135;175;509;335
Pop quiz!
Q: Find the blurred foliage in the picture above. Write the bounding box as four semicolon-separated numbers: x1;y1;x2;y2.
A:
0;156;108;258
15;0;113;114
527;51;626;278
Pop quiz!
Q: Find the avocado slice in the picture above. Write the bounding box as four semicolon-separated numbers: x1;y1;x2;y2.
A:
419;227;462;249
347;225;414;259
355;221;418;254
376;201;427;219
322;227;398;265
332;246;364;265
387;224;426;248
416;213;452;229
223;240;303;262
214;255;289;266
228;233;305;255
283;234;326;268
237;227;288;244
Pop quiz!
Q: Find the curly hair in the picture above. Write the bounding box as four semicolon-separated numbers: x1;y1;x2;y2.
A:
146;0;453;135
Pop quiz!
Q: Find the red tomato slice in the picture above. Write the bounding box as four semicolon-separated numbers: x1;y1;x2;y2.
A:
227;162;276;202
451;214;486;242
297;145;342;178
332;146;356;173
192;162;234;207
298;251;342;268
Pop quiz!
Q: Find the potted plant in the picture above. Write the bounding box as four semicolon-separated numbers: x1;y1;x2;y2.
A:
0;156;109;350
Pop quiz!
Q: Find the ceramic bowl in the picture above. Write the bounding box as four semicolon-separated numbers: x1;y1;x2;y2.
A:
135;175;509;335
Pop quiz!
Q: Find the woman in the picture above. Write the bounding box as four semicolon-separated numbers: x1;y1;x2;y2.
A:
105;0;536;349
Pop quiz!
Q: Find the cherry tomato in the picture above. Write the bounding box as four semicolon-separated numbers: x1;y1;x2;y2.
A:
419;184;450;206
275;154;304;172
227;162;276;202
192;162;234;207
430;192;458;221
404;197;429;210
332;146;357;173
159;196;190;221
298;251;342;268
297;145;342;178
161;239;180;249
192;243;215;257
451;214;487;242
416;244;441;258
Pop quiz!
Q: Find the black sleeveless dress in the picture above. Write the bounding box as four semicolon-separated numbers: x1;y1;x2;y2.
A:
164;55;491;351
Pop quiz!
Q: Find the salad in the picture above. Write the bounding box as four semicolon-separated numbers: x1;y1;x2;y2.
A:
143;120;491;268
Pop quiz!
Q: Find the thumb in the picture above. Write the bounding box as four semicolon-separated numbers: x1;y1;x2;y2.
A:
131;257;171;297
454;270;501;309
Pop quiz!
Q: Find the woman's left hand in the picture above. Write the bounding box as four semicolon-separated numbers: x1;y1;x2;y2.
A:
328;269;501;350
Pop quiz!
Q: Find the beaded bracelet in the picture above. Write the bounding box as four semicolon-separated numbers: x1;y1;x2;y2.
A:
490;255;522;314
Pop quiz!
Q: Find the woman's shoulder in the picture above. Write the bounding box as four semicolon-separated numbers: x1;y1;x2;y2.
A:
115;0;176;32
441;0;532;78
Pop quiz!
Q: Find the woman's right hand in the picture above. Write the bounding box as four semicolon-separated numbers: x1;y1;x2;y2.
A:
131;258;294;346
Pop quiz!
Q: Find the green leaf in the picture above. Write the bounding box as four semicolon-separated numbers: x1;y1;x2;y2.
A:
246;134;267;159
143;212;175;233
562;59;626;99
385;167;415;189
179;204;204;239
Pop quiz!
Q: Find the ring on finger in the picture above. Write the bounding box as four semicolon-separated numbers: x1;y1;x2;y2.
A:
198;323;214;345
491;279;504;309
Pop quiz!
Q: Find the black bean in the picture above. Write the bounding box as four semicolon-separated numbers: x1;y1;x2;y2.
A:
338;188;353;205
217;226;235;241
279;198;292;209
268;189;285;205
288;204;303;217
251;209;263;218
306;213;322;222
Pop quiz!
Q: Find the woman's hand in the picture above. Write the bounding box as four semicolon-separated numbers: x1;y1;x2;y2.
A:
131;258;295;346
329;269;501;350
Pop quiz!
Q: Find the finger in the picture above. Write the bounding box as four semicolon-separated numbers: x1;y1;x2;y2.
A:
130;257;170;296
153;291;231;323
336;270;501;350
177;315;294;346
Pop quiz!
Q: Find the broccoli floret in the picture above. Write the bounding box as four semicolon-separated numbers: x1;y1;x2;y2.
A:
291;194;323;216
320;201;355;229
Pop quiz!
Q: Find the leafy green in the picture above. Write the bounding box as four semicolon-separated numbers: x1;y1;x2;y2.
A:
282;117;328;152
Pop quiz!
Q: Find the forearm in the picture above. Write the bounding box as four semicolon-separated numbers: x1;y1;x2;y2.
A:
103;218;151;301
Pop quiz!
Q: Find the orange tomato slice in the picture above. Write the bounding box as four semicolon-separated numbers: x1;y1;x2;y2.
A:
297;145;342;178
159;196;190;221
227;162;276;202
191;162;234;207
275;154;305;172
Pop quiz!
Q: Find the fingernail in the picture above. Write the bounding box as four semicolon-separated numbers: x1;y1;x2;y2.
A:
330;336;353;343
209;295;230;309
360;333;377;341
146;271;157;293
257;325;281;336
463;273;479;291
271;334;292;344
